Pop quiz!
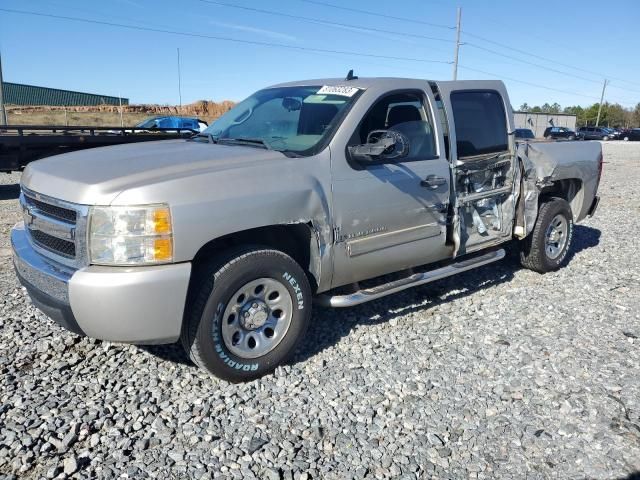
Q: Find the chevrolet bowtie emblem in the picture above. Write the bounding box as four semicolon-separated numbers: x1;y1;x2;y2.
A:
24;207;35;226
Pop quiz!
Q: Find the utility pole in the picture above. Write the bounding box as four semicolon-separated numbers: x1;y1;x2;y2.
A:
118;93;124;128
0;51;7;125
595;79;608;127
177;48;182;112
452;7;462;80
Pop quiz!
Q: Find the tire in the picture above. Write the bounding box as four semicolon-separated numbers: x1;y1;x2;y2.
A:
568;135;575;141
182;247;312;382
624;136;630;141
603;136;609;141
520;197;574;273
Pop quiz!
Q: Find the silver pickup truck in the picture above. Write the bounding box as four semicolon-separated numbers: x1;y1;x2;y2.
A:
11;77;602;382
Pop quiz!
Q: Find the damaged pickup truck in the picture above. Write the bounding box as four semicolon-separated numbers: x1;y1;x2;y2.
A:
11;77;602;381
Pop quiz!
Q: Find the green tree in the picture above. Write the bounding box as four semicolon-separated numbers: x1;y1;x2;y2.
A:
519;103;530;112
606;103;626;127
634;103;640;127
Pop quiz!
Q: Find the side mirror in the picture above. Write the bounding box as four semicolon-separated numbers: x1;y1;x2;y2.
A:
348;130;409;163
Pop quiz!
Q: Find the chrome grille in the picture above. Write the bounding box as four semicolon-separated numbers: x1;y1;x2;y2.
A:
20;187;89;268
30;230;76;258
23;194;77;223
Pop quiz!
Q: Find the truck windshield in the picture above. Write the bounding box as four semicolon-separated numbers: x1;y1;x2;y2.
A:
202;86;360;155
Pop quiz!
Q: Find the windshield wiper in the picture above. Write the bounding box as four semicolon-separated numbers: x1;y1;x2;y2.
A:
218;137;271;150
191;133;216;143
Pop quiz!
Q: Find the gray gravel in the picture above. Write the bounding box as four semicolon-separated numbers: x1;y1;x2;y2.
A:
1;142;640;479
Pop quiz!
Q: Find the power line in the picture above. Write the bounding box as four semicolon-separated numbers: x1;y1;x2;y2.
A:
298;0;640;92
197;0;455;43
297;0;455;30
465;43;602;85
466;42;640;96
0;7;452;65
458;64;601;101
459;64;635;107
462;30;640;90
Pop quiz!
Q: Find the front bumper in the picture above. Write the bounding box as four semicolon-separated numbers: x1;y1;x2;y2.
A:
11;222;192;344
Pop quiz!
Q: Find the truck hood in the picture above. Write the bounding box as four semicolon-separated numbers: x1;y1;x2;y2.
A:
21;140;289;205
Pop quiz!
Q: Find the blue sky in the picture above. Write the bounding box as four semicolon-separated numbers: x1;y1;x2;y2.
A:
1;0;639;109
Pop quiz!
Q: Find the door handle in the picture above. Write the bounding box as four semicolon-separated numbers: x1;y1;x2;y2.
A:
421;175;447;189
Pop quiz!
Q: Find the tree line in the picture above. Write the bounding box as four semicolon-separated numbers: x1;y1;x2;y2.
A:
518;102;640;128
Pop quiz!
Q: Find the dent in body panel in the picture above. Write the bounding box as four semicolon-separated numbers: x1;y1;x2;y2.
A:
514;141;601;237
113;150;335;291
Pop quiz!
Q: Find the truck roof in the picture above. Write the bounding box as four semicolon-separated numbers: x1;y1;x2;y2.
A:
270;77;506;91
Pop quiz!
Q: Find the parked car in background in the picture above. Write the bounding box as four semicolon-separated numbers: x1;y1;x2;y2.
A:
135;116;208;132
621;128;640;141
578;126;612;141
543;126;577;140
515;128;535;140
607;128;628;140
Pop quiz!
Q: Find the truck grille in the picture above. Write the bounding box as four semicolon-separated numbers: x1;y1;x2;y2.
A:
20;188;88;267
24;194;77;223
30;230;76;258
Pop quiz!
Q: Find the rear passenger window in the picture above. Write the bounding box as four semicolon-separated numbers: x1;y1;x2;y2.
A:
450;91;508;158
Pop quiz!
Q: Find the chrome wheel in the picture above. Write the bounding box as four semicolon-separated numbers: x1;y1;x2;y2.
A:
544;214;569;259
220;278;293;359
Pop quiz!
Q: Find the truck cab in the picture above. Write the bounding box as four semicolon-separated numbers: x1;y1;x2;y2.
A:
12;77;602;381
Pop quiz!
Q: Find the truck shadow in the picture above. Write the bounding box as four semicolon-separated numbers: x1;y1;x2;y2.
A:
139;225;600;369
291;224;601;366
0;183;20;200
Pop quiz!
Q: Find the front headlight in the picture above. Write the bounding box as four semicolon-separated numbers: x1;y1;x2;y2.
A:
89;204;173;265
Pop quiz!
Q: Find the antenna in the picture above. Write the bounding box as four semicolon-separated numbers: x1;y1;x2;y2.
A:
345;69;358;81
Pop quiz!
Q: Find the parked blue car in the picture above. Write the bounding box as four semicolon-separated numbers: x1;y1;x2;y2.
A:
135;116;208;132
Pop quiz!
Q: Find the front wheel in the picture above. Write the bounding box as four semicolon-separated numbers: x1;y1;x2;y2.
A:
182;247;312;382
520;198;574;273
624;136;630;141
603;136;609;141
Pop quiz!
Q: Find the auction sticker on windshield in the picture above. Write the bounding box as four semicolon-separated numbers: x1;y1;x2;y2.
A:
316;85;360;97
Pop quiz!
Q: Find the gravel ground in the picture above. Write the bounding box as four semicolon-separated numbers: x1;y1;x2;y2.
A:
1;142;639;479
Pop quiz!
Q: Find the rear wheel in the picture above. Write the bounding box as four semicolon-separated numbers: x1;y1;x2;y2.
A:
520;198;574;273
182;247;312;382
603;135;609;141
624;136;630;141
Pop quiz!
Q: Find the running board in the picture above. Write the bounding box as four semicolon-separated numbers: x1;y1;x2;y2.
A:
316;249;506;308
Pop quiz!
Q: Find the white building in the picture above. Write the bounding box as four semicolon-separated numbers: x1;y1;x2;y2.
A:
513;111;577;138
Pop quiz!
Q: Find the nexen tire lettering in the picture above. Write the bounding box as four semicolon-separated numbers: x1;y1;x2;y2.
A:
282;272;304;309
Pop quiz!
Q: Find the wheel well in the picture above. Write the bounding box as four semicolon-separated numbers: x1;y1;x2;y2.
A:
539;178;584;220
191;224;319;292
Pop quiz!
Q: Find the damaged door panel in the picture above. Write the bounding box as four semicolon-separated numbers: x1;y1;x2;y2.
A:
433;81;519;256
453;153;518;255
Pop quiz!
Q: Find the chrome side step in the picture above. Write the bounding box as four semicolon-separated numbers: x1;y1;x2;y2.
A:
316;248;506;308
